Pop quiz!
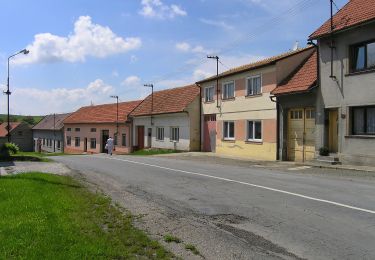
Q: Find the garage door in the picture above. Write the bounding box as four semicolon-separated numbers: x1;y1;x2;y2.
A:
287;108;316;162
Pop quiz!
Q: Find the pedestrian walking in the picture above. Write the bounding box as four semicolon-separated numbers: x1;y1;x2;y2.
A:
105;137;114;155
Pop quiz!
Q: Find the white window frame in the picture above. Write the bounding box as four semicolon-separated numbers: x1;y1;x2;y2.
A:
247;120;262;142
222;81;235;100
223;121;235;140
156;127;165;141
170;127;180;142
246;75;262;96
204;86;215;102
75;137;80;147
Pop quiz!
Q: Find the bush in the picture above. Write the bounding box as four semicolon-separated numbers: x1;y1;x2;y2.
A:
0;143;20;157
319;147;329;156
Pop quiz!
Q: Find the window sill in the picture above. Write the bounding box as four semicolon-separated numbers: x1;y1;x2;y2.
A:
222;139;235;143
346;68;375;76
245;94;262;98
245;140;263;145
203;100;215;104
345;135;375;139
221;97;235;102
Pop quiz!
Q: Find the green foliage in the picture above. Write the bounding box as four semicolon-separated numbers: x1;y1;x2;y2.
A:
164;234;182;243
22;116;36;125
185;244;200;255
0;114;43;125
319;147;330;156
131;149;180;156
0;142;19;157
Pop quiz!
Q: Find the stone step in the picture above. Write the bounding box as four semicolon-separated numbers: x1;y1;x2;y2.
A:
315;155;341;165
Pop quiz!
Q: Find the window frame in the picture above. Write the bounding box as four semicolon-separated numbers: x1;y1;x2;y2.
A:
223;121;235;140
156;127;165;141
246;75;262;96
75;128;80;132
247;120;263;142
90;138;96;149
350;39;375;73
67;136;71;146
90;128;96;132
122;134;127;147
67;127;71;132
222;81;235;100
170;127;180;142
74;137;80;147
204;86;215;102
351;105;375;136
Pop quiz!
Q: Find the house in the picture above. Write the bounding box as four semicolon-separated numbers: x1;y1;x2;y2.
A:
197;47;315;160
32;113;71;153
129;85;200;151
63;100;141;154
0;122;33;151
309;0;375;165
271;49;318;162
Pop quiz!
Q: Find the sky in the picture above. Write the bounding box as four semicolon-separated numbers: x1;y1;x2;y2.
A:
0;0;347;115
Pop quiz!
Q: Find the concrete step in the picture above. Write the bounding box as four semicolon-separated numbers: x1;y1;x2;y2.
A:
315;155;341;165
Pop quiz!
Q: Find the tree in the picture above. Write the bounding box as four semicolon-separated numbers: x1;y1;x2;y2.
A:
22;116;35;125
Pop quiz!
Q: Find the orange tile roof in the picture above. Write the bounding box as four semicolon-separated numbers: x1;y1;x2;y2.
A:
310;0;375;39
272;50;317;96
64;100;142;124
0;122;21;137
130;84;200;117
196;46;314;84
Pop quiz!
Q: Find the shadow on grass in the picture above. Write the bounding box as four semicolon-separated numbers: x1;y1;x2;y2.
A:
1;174;83;189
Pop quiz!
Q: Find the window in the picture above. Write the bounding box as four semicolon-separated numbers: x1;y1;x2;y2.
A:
290;110;303;119
122;134;127;147
67;136;71;146
223;121;235;140
17;131;23;136
247;75;262;96
90;138;96;149
156;127;164;141
222;82;235;100
204;86;215;102
350;40;375;72
170;127;179;142
114;134;118;145
247;121;262;142
306;109;316;119
43;139;46;146
57;141;61;149
67;128;71;131
75;137;80;147
75;128;80;132
352;106;375;135
90;128;96;132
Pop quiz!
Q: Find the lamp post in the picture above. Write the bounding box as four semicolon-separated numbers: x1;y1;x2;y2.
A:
110;95;119;147
5;49;29;142
207;55;219;108
144;84;154;125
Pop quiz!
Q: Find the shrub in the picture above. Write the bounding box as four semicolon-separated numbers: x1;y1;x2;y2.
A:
319;147;329;156
0;142;20;157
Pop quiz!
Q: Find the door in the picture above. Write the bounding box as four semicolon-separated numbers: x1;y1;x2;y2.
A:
147;128;152;148
287;108;316;162
102;130;109;153
328;109;338;153
84;138;87;152
137;126;145;149
203;114;216;152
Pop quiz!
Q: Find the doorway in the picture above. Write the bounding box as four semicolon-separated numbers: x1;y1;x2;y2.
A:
102;130;109;153
203;114;216;152
147;128;152;148
84;138;87;152
137;126;145;149
328;109;338;153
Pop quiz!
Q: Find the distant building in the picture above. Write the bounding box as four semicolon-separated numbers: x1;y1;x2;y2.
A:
63;101;141;154
0;122;33;151
33;113;71;153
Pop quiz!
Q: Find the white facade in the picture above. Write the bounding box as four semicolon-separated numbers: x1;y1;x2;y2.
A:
133;113;191;151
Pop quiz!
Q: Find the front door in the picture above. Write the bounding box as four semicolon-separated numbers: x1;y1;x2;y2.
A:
203;114;216;152
328;109;338;153
147;128;152;148
84;138;87;152
102;130;109;153
137;126;145;149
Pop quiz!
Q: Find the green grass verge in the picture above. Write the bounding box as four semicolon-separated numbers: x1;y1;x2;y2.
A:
184;244;200;255
0;172;172;259
0;152;75;162
131;149;181;156
164;234;182;243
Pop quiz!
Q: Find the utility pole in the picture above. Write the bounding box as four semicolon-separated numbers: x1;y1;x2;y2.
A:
207;56;220;108
144;84;154;125
329;0;336;79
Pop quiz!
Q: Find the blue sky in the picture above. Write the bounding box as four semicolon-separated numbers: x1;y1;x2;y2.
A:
0;0;347;115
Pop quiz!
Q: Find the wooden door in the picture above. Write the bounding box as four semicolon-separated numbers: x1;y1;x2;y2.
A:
328;109;338;153
137;126;145;149
203;114;216;152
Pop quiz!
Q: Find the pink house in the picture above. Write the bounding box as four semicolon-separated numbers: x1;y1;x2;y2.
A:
63;100;141;154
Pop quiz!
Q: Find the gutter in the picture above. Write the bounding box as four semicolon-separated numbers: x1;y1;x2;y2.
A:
269;95;280;161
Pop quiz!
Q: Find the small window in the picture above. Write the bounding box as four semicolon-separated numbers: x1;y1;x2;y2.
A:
247;121;262;142
90;138;96;149
67;128;71;132
156;127;164;141
222;82;235;100
75;128;80;132
350;40;375;72
43;139;45;145
114;134;118;145
57;141;61;149
75;137;80;147
90;128;96;132
122;134;127;147
223;121;235;140
17;131;23;136
170;127;179;142
67;136;71;146
290;110;303;119
204;86;215;102
247;75;262;96
306;109;316;119
352;106;375;135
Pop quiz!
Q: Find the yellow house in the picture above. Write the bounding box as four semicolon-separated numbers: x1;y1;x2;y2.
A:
197;47;315;161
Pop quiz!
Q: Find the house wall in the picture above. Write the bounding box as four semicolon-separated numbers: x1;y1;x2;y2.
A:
133;112;194;151
186;96;201;151
33;130;64;153
63;123;132;154
7;124;33;152
318;22;375;165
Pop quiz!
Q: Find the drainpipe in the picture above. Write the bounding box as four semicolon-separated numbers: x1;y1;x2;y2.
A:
197;84;202;151
270;95;280;161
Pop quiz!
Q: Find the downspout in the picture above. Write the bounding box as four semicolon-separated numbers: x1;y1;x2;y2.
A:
198;84;202;151
270;95;280;161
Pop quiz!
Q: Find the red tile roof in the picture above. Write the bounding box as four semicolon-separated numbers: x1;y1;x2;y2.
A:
196;46;314;84
33;113;71;130
64;100;142;124
310;0;375;39
271;50;317;96
0;122;21;137
130;84;200;117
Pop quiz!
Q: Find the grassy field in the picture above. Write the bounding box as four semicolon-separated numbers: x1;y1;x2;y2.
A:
0;173;172;259
0;114;43;124
131;149;181;156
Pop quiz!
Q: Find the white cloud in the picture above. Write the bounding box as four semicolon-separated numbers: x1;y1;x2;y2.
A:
200;18;234;30
175;42;213;54
1;79;115;115
121;75;142;88
175;42;191;52
13;16;142;65
139;0;187;19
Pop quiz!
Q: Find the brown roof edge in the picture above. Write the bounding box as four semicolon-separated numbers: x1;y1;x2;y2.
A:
272;83;318;97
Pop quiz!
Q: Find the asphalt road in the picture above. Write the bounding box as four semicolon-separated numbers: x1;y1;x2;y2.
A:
54;154;375;260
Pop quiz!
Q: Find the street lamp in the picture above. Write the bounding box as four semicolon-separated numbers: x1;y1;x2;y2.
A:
207;55;220;108
5;49;29;142
144;84;154;125
110;95;119;147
